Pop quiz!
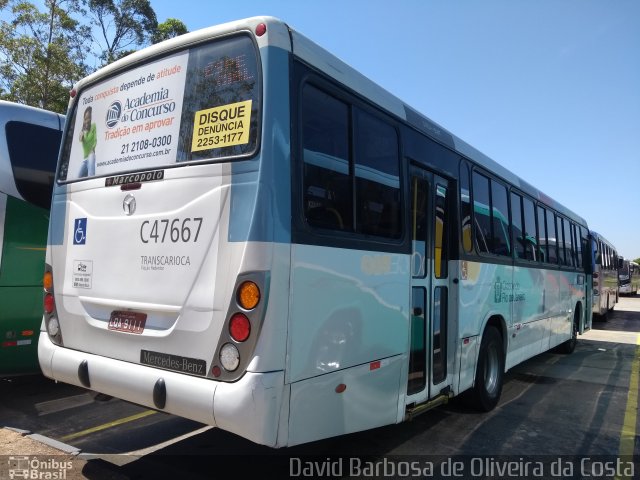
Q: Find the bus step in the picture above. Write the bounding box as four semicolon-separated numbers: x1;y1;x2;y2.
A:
405;392;452;421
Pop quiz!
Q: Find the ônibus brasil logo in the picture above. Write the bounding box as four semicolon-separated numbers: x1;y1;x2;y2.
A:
105;100;122;128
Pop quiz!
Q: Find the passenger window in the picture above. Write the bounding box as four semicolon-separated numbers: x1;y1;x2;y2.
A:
490;181;510;256
302;85;351;231
546;210;558;264
354;109;401;238
522;197;537;261
301;85;401;239
537;205;548;263
511;193;525;259
563;219;574;267
472;172;491;254
556;216;566;265
472;172;510;257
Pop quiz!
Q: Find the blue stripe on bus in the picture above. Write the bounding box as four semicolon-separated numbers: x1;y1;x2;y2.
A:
229;45;291;244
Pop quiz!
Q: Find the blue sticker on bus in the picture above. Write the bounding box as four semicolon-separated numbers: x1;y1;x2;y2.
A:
73;218;87;245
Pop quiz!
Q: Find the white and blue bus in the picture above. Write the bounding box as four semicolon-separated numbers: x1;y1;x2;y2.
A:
590;231;618;319
618;258;638;296
0;101;64;375
39;17;591;446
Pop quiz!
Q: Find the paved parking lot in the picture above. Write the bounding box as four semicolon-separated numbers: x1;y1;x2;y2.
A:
1;296;639;478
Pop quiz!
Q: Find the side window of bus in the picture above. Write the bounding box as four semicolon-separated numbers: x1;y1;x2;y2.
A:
472;172;491;254
580;227;589;269
5;121;61;210
546;209;558;264
301;84;401;239
491;181;510;256
537;205;548;263
574;224;582;268
510;192;525;259
302;85;352;231
522;197;537;261
354;109;401;238
472;172;510;257
563;218;574;267
556;215;566;265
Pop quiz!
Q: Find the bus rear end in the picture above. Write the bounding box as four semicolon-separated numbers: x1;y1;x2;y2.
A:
39;18;292;446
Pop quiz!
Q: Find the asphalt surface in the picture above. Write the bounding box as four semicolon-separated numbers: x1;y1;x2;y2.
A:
1;295;639;479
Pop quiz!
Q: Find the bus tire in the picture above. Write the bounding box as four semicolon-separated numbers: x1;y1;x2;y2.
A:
468;326;504;412
557;308;579;354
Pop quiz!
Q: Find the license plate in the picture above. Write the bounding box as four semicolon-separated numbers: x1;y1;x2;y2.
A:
108;311;146;334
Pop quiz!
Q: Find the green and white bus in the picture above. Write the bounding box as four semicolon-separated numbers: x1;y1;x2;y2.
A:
39;17;590;446
0;101;64;375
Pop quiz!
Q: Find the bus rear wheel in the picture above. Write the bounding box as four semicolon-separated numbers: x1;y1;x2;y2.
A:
468;326;504;412
557;307;579;354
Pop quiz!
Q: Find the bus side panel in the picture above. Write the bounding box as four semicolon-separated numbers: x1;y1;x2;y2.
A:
288;355;404;446
458;261;512;363
0;195;48;374
287;244;409;385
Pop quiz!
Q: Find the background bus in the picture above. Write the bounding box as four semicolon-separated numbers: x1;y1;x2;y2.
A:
0;101;64;376
590;231;619;319
39;17;590;447
618;258;639;296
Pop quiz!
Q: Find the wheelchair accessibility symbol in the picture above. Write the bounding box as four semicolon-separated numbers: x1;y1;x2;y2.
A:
73;218;87;245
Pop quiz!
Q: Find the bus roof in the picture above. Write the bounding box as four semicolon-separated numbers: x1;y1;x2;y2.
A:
589;230;617;250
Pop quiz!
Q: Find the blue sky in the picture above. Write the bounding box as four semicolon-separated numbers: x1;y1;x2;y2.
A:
125;2;640;259
153;0;640;257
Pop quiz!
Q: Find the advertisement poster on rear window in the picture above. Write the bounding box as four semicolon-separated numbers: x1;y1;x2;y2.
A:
66;51;189;181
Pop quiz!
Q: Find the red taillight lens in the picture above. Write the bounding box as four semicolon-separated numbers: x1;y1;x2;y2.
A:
229;313;251;342
44;293;55;314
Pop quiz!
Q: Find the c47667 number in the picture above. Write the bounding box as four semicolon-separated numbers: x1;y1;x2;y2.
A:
140;217;203;243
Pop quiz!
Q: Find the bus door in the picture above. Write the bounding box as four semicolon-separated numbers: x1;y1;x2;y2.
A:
407;165;453;404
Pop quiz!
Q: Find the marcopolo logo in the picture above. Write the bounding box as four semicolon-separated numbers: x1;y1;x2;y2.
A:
106;100;122;128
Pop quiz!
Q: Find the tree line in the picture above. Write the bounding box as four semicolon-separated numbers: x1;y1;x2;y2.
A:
0;0;188;113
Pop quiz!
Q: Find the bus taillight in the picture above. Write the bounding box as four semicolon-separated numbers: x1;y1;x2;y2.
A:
219;343;240;371
43;271;53;290
229;313;251;342
44;293;55;314
237;281;260;310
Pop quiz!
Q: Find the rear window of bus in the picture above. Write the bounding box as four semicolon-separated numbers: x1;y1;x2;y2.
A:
58;34;261;182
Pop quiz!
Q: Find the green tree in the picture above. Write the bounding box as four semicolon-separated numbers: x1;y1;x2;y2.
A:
0;0;90;113
152;18;188;44
634;258;640;265
86;0;157;65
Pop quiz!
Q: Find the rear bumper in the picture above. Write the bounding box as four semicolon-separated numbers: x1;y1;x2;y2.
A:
38;333;285;446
